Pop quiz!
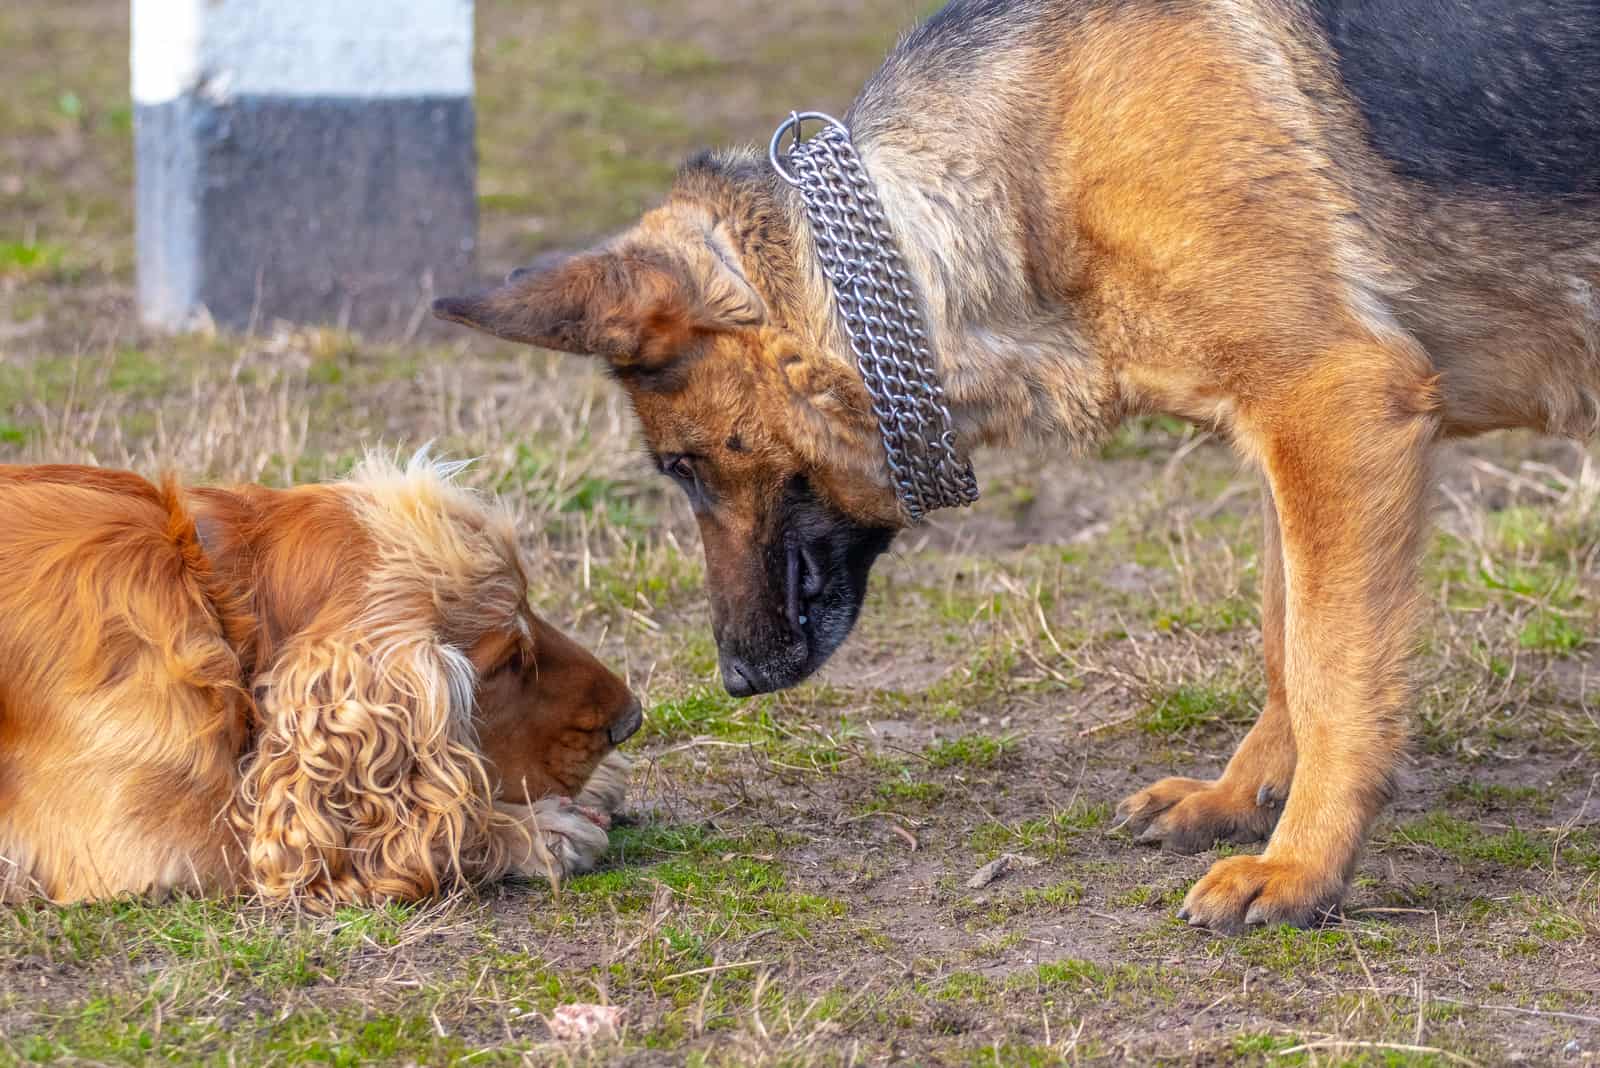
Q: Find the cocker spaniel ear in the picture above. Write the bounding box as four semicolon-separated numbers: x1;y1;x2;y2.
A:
239;630;512;907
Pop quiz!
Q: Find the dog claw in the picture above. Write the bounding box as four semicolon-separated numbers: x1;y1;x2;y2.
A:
1255;784;1286;809
571;803;611;830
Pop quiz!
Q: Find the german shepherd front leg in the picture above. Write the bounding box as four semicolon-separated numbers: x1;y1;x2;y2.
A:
1179;345;1438;933
1116;479;1296;850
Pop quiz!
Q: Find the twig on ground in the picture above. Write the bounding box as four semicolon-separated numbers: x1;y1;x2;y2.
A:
1078;712;1138;737
1431;997;1600;1026
659;960;769;984
1274;1040;1480;1066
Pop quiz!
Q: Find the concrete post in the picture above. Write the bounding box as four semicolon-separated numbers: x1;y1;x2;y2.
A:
132;0;477;334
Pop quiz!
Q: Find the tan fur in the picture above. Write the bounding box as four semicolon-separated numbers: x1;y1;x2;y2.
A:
0;456;638;907
439;0;1598;932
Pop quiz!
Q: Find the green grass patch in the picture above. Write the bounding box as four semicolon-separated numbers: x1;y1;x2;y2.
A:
1097;414;1191;461
1390;813;1600;871
1152;595;1255;635
0;343;223;411
1110;884;1182;909
1442;780;1552;815
1007;958;1177;1005
965;1043;1104;1068
874;776;947;806
2;897;417;992
1488;503;1598;562
1517;611;1586;653
1023;881;1086;909
1230;1031;1303;1060
552;823;840;945
496;438;654;530
967;801;1112;861
1434;546;1586;617
925;733;1015;770
934;970;994;1002
1232;926;1361;976
642;686;776;743
0;239;65;278
1138;682;1255;735
11;1000;476;1067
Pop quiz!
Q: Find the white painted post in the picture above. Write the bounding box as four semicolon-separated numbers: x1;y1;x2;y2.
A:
132;0;477;334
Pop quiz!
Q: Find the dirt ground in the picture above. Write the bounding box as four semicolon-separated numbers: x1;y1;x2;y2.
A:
1;1;1596;1065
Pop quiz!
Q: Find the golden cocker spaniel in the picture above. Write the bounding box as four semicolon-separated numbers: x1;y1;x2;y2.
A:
0;454;642;907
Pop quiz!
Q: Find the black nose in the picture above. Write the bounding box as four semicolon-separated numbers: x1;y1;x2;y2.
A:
720;655;764;698
608;699;644;745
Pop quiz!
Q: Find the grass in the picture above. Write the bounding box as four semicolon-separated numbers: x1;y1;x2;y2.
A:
968;801;1115;861
1391;813;1600;873
1138;681;1258;735
925;732;1016;769
0;238;64;279
1;0;1598;1064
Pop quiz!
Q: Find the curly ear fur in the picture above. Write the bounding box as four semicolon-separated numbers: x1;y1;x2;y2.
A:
240;633;519;907
235;458;633;906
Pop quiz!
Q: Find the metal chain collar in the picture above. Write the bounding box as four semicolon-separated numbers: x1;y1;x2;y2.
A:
769;111;979;523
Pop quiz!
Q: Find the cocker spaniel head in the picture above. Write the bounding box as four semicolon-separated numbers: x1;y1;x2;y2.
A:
470;605;641;804
198;453;642;906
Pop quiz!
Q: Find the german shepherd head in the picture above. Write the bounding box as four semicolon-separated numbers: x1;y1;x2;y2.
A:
436;155;901;697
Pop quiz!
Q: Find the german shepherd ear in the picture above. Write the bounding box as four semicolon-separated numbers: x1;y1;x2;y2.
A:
433;238;763;369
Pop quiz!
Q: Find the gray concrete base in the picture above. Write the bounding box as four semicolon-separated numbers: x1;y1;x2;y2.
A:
135;95;476;335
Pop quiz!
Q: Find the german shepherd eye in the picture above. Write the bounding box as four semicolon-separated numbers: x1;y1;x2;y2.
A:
659;453;712;511
663;455;698;485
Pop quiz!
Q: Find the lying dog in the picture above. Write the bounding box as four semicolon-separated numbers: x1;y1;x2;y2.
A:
436;0;1599;931
0;455;641;906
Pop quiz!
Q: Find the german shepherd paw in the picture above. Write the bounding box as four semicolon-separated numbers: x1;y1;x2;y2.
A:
1114;777;1283;853
1177;855;1343;935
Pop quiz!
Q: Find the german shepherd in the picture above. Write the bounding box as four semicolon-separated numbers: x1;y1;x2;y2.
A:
436;0;1600;933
